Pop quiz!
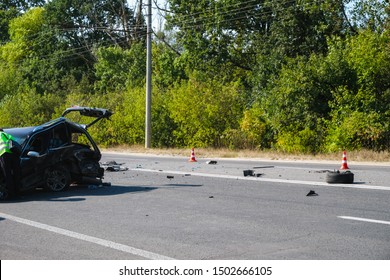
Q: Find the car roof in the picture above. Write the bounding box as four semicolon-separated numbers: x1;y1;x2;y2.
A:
4;118;81;146
3;106;112;145
4;126;36;144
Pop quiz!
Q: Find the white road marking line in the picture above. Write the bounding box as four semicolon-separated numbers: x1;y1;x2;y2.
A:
131;168;390;191
338;216;390;225
0;212;175;260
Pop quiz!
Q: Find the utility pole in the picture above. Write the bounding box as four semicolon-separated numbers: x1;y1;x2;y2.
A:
145;0;152;148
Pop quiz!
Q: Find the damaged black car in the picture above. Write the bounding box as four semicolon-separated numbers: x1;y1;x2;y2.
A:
0;107;112;200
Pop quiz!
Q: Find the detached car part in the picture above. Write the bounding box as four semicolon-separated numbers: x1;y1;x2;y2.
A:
326;170;354;184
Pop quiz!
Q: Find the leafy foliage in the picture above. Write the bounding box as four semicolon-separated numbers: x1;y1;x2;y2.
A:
0;89;63;127
325;30;390;151
0;0;45;42
0;0;388;153
94;43;146;93
167;72;245;147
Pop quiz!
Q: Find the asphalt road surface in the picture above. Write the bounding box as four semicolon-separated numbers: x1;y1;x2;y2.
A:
1;152;390;260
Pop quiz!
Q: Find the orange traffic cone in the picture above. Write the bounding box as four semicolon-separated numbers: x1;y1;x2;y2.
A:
340;150;349;170
189;148;197;162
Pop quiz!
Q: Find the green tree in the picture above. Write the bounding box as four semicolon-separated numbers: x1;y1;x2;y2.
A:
326;30;390;151
167;72;245;147
1;1;141;95
43;0;142;88
152;39;186;90
0;7;77;94
1;7;45;63
262;0;353;58
253;34;362;153
257;56;329;152
350;0;388;32
166;0;261;75
94;42;146;93
0;0;45;42
0;7;47;95
0;62;22;98
45;0;140;49
167;0;352;71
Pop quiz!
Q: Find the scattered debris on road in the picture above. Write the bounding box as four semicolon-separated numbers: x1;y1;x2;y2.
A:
306;190;318;196
243;170;255;176
206;160;218;165
243;170;264;177
101;160;129;172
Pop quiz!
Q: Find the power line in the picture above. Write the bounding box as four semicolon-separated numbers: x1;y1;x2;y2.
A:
166;0;307;30
0;0;349;68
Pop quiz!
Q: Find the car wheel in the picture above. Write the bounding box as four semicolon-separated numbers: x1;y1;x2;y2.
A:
326;171;354;184
45;166;71;192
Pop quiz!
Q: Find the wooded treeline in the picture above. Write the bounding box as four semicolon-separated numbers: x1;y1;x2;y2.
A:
0;0;389;153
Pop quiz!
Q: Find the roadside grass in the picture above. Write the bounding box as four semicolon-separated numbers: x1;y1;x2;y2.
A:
103;145;390;164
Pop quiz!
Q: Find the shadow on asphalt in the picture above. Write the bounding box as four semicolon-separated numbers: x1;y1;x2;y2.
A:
1;185;158;203
1;180;205;203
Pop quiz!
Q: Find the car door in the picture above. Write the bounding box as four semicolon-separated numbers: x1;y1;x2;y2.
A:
19;131;50;189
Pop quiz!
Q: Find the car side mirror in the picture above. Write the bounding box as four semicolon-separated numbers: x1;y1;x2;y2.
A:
27;151;40;158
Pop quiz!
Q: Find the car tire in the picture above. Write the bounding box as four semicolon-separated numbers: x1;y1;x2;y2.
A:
44;166;71;192
326;171;354;184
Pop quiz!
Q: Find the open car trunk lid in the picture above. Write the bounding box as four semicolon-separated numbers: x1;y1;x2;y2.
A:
62;106;113;129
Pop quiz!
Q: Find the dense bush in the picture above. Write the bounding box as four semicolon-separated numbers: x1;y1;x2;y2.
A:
166;73;245;147
0;89;63;127
324;31;390;151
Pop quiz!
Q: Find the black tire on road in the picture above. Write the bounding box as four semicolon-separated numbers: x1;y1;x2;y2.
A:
326;171;354;184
